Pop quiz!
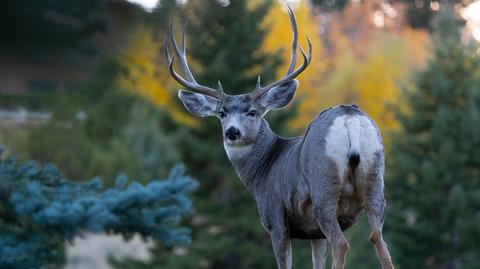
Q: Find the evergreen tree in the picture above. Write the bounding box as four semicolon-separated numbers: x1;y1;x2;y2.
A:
0;148;198;269
185;0;280;92
394;0;466;30
387;11;480;269
310;0;349;11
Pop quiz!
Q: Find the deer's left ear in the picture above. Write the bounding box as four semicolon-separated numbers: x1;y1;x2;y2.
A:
259;80;298;110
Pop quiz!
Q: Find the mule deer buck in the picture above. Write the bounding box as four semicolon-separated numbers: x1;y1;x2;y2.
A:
164;6;394;269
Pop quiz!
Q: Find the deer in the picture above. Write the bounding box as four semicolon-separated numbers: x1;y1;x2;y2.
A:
164;6;394;269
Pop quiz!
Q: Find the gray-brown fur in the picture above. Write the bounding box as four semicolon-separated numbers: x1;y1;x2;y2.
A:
230;105;366;239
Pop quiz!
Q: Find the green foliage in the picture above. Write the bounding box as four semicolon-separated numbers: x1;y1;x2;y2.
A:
150;0;179;33
84;90;135;144
387;12;480;269
310;0;349;11
0;92;58;110
10;59;182;184
121;103;182;180
397;0;466;30
0;148;198;269
185;0;281;92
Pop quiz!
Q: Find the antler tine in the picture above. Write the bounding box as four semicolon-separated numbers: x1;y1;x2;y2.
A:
169;22;196;83
165;21;226;100
306;34;312;64
257;41;311;98
255;75;262;90
163;37;172;62
250;7;312;100
181;23;187;54
168;56;225;99
217;81;225;94
286;4;298;75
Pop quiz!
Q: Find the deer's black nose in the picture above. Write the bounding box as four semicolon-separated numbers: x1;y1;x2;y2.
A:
225;127;241;141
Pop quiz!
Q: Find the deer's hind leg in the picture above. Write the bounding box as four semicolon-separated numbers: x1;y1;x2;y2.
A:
307;168;349;269
364;152;394;269
312;188;349;269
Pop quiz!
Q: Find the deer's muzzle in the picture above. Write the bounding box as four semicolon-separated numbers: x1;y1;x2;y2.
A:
225;127;241;141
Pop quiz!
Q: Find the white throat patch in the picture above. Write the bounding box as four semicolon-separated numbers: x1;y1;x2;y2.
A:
224;143;253;161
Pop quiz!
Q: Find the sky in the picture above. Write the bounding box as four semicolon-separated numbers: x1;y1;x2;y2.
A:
463;1;480;41
128;0;157;10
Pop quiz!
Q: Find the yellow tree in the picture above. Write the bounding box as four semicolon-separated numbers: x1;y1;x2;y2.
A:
284;1;430;140
261;1;327;130
116;23;195;126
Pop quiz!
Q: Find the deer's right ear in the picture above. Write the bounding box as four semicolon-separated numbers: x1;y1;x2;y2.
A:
178;90;220;117
259;80;298;110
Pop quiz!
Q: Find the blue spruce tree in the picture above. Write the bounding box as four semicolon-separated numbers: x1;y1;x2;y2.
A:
0;147;198;269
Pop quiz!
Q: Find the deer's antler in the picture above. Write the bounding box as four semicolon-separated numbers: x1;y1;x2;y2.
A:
250;5;312;100
164;22;226;101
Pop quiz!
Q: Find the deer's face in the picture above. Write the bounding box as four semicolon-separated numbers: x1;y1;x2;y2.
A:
178;80;298;147
166;5;310;151
217;94;263;147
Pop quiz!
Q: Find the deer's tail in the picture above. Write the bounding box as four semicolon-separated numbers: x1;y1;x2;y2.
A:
346;117;361;170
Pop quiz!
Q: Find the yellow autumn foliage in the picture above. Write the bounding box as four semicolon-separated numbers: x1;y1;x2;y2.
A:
116;23;196;126
283;1;431;142
262;0;326;102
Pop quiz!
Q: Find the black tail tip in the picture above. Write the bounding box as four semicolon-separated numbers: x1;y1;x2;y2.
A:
348;152;360;170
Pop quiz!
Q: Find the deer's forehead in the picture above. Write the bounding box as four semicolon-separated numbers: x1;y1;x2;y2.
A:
222;95;253;113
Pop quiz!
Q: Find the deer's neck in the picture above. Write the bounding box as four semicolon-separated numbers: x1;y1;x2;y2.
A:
225;119;279;189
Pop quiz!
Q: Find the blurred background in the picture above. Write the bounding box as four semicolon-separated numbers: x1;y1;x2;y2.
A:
0;0;479;268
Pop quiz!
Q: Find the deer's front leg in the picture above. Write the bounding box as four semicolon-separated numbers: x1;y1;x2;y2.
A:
311;239;328;269
270;228;292;269
261;205;292;269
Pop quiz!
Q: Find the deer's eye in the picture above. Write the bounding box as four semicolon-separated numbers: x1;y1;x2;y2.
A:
218;111;226;118
247;110;256;117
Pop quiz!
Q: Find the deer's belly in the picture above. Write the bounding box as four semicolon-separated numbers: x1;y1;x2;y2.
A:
287;195;362;240
288;215;360;240
289;217;358;240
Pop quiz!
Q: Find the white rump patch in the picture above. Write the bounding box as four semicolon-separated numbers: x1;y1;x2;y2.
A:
325;115;383;179
346;117;361;155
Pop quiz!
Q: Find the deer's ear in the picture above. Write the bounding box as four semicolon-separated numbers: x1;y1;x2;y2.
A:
178;90;220;117
259;80;298;110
